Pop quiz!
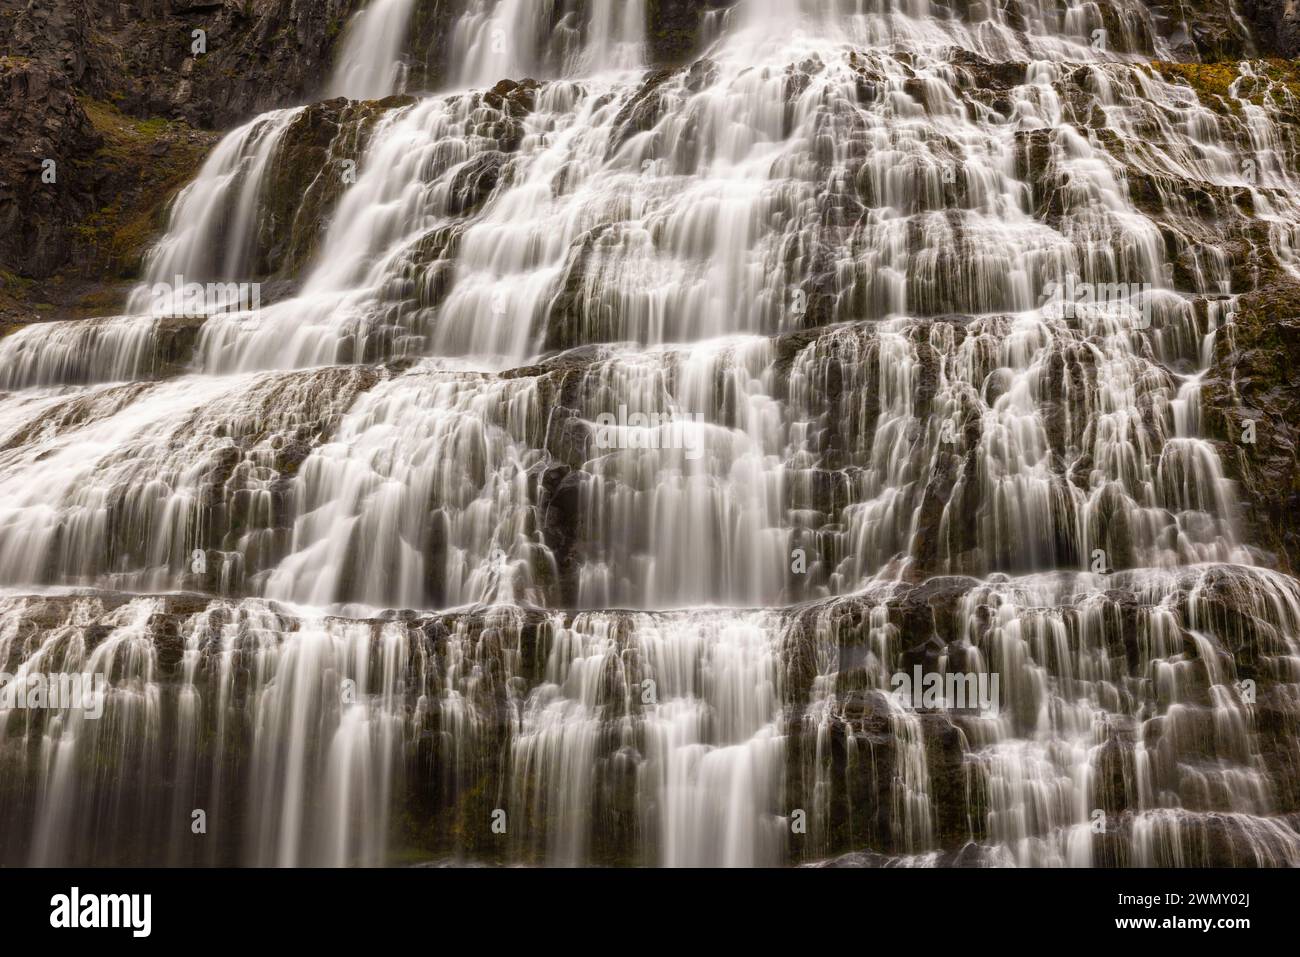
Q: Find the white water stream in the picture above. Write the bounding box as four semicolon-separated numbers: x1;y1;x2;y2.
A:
1;0;1298;867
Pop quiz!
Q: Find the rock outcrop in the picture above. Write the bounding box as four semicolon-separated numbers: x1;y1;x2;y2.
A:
0;57;99;281
1244;0;1300;57
0;56;215;328
0;0;366;130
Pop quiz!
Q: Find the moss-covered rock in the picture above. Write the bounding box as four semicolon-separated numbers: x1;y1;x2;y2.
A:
72;99;216;280
1153;58;1300;119
0;68;214;328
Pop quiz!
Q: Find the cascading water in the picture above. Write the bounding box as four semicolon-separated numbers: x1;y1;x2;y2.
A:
451;0;647;87
328;0;418;101
2;0;1299;867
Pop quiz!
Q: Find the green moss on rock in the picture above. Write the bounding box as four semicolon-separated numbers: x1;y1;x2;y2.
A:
73;98;216;281
1153;59;1300;118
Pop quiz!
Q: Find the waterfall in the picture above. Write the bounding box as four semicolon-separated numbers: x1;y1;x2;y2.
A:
134;109;300;297
2;0;1300;867
451;0;647;88
328;0;418;101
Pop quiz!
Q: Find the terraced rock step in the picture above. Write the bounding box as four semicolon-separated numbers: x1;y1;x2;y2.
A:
1;563;1297;866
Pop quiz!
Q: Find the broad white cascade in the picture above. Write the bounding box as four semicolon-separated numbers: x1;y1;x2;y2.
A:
328;0;418;101
1;0;1299;867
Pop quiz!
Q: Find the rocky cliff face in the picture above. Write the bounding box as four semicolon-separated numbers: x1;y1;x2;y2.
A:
0;0;739;132
1245;0;1300;57
0;55;215;329
0;58;99;282
0;0;366;128
0;0;376;315
1143;0;1300;58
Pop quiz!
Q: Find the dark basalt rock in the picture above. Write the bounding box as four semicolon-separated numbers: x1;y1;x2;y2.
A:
1242;0;1300;57
0;57;215;321
403;0;469;93
0;57;100;279
481;77;539;118
609;67;676;151
647;0;740;66
0;0;368;130
1145;0;1257;60
151;312;208;378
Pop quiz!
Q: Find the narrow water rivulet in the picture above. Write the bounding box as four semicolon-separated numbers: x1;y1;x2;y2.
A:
1;0;1299;867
